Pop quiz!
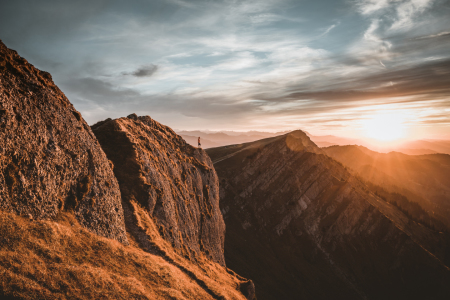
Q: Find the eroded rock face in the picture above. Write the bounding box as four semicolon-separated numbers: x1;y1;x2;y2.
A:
92;114;226;265
0;40;127;243
208;131;450;300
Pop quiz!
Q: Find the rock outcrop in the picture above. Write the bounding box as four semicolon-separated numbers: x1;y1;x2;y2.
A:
0;41;253;300
0;40;127;243
207;130;450;300
92;114;226;266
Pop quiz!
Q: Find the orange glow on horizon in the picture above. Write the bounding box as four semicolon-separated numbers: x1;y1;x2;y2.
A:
361;111;408;143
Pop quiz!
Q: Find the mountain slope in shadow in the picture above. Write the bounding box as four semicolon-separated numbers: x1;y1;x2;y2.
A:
207;131;450;300
323;145;450;230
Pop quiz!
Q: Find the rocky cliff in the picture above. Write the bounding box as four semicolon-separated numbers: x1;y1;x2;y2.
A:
0;40;127;243
207;131;450;300
0;40;253;300
92;114;226;266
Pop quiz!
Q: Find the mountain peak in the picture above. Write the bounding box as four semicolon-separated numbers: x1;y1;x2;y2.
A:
284;130;322;154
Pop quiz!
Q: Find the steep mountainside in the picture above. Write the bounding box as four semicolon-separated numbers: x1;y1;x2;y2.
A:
0;40;126;242
207;131;450;300
323;145;450;229
92;114;226;266
0;41;253;300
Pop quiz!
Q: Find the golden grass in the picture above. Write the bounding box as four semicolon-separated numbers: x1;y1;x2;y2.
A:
0;210;247;300
129;200;247;300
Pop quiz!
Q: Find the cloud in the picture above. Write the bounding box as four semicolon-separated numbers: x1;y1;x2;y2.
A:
214;52;261;71
1;0;450;134
254;58;450;105
323;24;337;35
354;0;437;30
60;77;141;106
317;23;339;38
356;0;392;15
123;64;159;77
390;0;434;30
414;31;450;40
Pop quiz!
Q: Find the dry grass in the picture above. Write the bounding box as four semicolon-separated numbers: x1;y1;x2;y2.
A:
0;210;246;300
129;201;247;300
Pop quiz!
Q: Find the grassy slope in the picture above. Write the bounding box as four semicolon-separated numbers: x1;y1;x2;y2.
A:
0;208;247;300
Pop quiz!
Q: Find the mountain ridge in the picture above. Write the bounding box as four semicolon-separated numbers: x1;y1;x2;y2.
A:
323;145;450;230
208;129;450;300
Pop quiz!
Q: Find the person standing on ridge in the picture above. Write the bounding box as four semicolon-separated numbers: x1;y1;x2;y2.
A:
198;137;201;148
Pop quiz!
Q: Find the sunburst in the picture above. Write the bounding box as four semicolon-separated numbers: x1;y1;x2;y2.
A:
361;111;407;142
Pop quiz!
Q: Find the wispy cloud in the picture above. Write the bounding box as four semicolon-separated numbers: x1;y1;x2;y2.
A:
1;0;449;136
356;0;392;15
318;23;338;38
414;31;450;40
391;0;434;30
122;64;158;77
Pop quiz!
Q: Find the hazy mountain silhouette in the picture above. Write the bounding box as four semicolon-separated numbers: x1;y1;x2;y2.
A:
184;130;450;157
178;130;288;148
324;145;450;231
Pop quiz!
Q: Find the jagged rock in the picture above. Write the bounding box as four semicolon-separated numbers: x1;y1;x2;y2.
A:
208;130;450;300
0;40;252;300
239;280;256;300
0;40;127;243
92;114;226;265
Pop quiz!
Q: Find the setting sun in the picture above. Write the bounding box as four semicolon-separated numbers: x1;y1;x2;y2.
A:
362;112;406;142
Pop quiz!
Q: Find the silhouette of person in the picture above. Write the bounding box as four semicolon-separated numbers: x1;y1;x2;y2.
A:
198;137;201;148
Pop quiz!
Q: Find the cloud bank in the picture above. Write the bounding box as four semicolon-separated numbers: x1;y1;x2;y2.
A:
0;0;449;138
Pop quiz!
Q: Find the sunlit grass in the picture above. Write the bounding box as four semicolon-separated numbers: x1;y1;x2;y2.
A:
0;210;246;300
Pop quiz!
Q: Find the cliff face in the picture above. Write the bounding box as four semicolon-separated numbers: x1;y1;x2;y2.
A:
207;131;450;300
0;41;253;300
92;114;226;266
0;40;127;243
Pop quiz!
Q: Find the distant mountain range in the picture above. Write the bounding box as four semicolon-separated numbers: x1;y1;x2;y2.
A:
323;145;450;231
179;130;450;155
177;130;289;149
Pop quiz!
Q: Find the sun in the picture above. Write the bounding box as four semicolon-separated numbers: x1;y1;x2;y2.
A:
361;111;406;142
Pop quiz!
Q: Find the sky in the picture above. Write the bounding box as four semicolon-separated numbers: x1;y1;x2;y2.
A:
1;0;450;140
